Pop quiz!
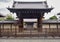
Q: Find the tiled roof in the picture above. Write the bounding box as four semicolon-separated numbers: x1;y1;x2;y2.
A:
0;13;5;17
43;20;59;23
12;1;48;9
0;20;59;24
0;20;17;24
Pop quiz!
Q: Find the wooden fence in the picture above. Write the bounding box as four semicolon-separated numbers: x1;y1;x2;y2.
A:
0;22;60;38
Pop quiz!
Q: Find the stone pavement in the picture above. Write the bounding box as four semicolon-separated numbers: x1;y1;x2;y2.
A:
0;38;60;42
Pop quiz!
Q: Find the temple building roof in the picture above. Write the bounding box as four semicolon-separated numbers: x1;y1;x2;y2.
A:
12;1;49;9
8;1;53;12
0;13;5;17
7;1;53;18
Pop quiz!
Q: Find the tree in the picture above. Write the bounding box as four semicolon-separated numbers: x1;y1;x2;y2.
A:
6;14;14;20
49;15;57;20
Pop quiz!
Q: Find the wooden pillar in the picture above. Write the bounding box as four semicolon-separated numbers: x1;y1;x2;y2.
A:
38;17;42;32
56;23;58;33
38;13;43;32
18;18;23;32
16;11;23;32
0;24;1;37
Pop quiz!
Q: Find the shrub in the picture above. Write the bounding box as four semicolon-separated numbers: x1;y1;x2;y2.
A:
0;18;5;21
49;16;57;20
6;14;14;20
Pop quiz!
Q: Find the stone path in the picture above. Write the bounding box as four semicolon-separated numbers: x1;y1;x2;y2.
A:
0;38;60;42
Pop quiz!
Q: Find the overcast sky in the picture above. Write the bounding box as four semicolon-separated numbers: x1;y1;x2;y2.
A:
0;0;60;19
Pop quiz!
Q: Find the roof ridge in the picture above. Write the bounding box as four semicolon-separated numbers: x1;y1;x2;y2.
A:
14;1;46;3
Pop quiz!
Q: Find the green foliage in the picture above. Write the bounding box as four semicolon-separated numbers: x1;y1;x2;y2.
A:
6;14;14;20
49;15;57;20
0;18;5;21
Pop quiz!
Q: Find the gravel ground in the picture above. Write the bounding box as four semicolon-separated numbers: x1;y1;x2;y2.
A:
0;38;60;42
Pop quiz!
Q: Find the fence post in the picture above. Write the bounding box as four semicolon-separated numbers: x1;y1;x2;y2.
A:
0;24;1;37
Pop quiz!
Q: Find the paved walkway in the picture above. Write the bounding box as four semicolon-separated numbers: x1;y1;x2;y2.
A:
0;38;60;42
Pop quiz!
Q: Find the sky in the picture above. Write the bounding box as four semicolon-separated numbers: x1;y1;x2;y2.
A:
0;0;60;19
